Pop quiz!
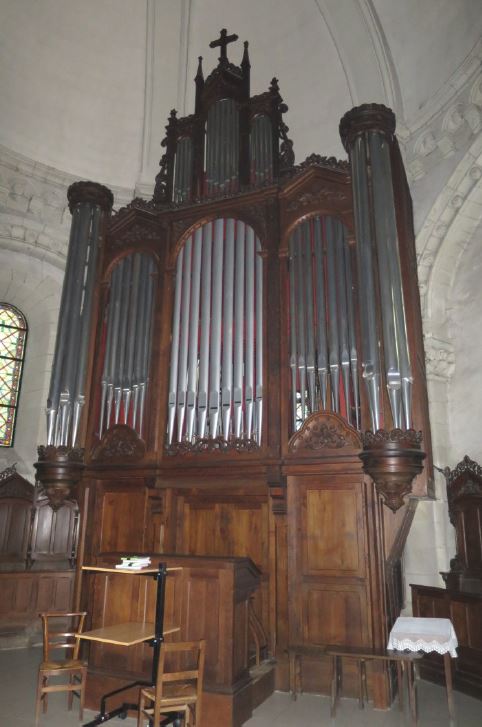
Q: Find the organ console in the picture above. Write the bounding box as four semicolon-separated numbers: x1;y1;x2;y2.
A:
35;29;434;724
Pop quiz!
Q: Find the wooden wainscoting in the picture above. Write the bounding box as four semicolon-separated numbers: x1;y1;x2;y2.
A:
0;571;75;646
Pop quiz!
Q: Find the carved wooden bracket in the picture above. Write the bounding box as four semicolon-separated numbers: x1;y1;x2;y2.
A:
360;429;425;512
34;445;84;510
288;411;361;454
91;424;146;463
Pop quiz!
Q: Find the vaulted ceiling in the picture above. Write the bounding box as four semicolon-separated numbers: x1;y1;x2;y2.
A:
0;0;480;193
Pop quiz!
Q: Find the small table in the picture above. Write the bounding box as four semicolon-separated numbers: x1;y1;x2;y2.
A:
79;562;181;727
388;616;458;725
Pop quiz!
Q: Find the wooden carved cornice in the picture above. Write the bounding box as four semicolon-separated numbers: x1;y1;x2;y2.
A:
285;185;349;213
444;455;482;526
165;436;260;456
91;424;146;463
67;180;114;213
288;411;361;454
106;208;162;254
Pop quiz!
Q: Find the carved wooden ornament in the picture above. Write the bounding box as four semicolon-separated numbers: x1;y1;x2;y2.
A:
91;424;146;463
288;411;361;454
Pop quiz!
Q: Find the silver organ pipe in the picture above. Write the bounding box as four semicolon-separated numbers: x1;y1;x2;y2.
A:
198;223;213;438
250;115;273;186
245;225;255;439
98;252;156;440
313;218;328;410
167;218;263;444
46;182;113;449
343;238;360;429
209;219;224;437
137;257;155;438
114;255;132;424
294;226;307;422
288;237;299;431
205;99;239;196
167;247;184;444
222;219;235;439
369;131;412;429
335;221;351;424
302;222;316;414
186;228;203;441
351;136;382;431
177;236;192;441
173;137;193;203
255;240;263;445
72;205;101;446
58;206;92;445
288;216;359;432
233;221;245;438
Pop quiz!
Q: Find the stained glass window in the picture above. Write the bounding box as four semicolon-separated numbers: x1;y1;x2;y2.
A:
0;304;27;447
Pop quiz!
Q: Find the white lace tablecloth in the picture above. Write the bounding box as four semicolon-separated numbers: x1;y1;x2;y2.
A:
387;617;458;658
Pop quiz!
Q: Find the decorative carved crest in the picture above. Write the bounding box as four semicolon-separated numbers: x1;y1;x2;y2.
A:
0;465;34;501
444;455;482;525
286;186;348;213
288;411;361;454
91;425;146;463
294;154;350;174
108;219;161;251
165;436;260;456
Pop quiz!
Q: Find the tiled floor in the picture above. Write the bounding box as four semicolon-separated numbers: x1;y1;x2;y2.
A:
1;646;481;726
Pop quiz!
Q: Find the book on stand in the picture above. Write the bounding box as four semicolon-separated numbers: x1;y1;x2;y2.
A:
115;556;152;570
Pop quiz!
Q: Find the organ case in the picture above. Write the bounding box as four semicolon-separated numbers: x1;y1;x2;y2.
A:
36;29;434;723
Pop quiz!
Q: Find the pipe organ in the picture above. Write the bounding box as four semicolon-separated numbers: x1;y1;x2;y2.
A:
38;29;434;726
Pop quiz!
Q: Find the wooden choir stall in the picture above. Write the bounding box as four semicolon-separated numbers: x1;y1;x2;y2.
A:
34;29;434;726
412;455;482;700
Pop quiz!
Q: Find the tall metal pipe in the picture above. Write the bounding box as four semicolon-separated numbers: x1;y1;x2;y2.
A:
344;237;360;429
350;136;381;430
294;226;307;423
198;222;213;438
313;217;328;410
186;228;203;441
177;236;193;441
334;220;351;424
209;219;224;437
325;217;340;413
72;206;101;445
289;237;299;431
245;225;255;438
302;222;316;414
369;131;412;428
167;248;184;443
233;221;245;438
255;238;263;444
222;219;235;438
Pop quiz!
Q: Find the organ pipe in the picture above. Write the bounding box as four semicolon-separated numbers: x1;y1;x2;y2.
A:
341;106;413;431
98;252;156;441
46;182;113;448
206;99;240;196
351;136;382;431
167;218;263;444
288;216;359;432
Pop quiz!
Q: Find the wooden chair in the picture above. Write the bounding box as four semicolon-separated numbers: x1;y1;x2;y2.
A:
35;611;87;726
137;640;206;727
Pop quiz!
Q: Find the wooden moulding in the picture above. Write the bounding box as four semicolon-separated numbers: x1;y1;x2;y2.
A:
359;429;425;512
34;445;84;510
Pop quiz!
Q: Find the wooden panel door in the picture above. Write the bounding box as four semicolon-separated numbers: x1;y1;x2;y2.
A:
288;473;370;648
